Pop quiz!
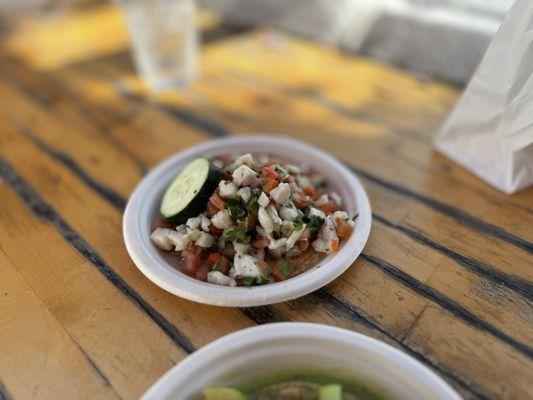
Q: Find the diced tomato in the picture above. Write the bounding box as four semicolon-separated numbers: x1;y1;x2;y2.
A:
262;166;279;180
292;191;310;208
208;252;221;264
206;200;219;217
217;154;232;165
253;238;269;249
195;264;209;281
150;218;174;232
182;253;201;276
300;228;311;240
209;192;226;210
335;220;354;239
181;245;196;257
210;225;222;235
257;260;272;277
263;176;279;193
304;186;316;197
317;200;338;216
297;239;309;252
215;256;231;275
331;239;339;253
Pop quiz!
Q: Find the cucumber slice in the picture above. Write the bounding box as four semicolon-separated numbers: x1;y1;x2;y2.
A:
160;157;220;224
203;387;248;400
318;384;343;400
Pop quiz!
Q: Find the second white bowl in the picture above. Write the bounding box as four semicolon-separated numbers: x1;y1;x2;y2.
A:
142;323;463;400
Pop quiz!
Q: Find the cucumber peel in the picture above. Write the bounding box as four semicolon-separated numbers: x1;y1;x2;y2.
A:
160;157;220;224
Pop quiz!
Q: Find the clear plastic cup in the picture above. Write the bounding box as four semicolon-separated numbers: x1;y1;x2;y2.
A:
119;0;198;90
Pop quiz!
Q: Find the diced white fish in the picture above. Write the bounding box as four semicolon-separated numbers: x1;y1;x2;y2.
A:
286;164;301;175
200;214;211;232
258;191;270;208
296;175;311;189
233;242;250;255
218;180;239;199
270;182;291;204
237;186;252;203
186;216;202;230
279;204;298;221
268;237;288;258
187;229;201;241
195;232;215;248
287;224;306;249
232;165;258;187
314;194;329;206
211;209;233;229
280;220;294;237
234;254;263;277
150;228;174;251
258;206;275;234
267;204;282;226
308;207;326;220
168;230;191;251
207;271;237;286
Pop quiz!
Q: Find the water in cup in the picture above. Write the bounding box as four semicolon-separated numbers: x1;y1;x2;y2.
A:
121;0;198;90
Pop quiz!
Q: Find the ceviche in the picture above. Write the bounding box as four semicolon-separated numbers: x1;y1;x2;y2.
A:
150;153;357;286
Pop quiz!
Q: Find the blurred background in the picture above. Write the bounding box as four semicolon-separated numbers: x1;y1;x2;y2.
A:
0;0;511;86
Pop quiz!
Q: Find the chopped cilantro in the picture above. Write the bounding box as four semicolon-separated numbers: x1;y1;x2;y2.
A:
255;276;270;285
278;260;294;277
246;193;260;213
351;213;359;221
242;277;255;286
225;199;247;221
226;228;250;244
307;215;325;234
293;216;305;230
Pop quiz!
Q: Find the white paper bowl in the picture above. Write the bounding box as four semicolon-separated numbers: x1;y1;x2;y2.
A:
141;322;462;400
123;135;371;306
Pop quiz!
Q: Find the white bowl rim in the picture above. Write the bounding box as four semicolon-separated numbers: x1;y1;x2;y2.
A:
123;135;372;306
141;322;463;400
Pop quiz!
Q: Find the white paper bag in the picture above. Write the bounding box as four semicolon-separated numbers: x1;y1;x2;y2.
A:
435;0;533;194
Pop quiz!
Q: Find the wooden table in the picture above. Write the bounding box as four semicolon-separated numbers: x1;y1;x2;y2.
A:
0;3;532;400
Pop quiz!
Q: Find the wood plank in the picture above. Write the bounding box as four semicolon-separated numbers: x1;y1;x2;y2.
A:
0;247;118;400
404;306;533;400
366;221;533;348
0;180;188;399
364;181;533;287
